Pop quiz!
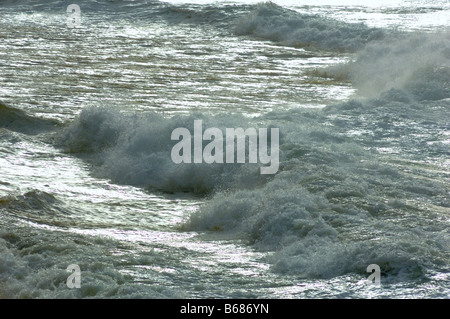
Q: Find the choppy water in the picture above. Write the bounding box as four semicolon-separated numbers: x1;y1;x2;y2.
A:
0;0;449;299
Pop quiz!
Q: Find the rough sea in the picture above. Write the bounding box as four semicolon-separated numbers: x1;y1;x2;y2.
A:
0;0;449;299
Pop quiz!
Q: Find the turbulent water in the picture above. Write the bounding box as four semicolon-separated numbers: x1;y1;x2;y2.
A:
0;0;449;299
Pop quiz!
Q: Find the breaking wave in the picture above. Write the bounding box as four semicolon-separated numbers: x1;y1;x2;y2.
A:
25;1;450;282
233;2;385;52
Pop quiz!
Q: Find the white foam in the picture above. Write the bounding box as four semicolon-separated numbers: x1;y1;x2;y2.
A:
57;109;272;194
323;31;450;99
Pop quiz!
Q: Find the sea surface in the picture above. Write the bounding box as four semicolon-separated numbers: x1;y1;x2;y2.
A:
0;0;449;298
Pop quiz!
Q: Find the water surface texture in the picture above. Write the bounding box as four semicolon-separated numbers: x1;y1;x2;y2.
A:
0;0;449;298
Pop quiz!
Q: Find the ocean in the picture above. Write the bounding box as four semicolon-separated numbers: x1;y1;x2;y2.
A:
0;0;449;299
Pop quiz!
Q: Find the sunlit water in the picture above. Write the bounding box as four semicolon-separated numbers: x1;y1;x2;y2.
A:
0;0;449;298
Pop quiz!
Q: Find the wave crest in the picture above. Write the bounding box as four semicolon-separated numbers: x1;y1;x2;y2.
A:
234;2;385;52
